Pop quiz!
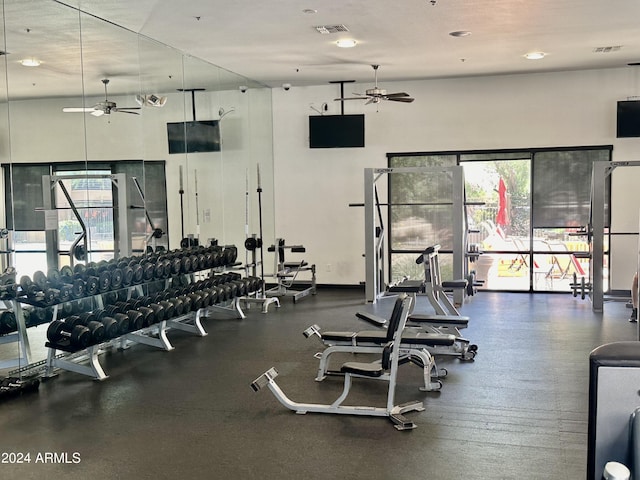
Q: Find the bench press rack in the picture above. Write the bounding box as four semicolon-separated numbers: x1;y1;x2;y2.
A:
265;239;316;303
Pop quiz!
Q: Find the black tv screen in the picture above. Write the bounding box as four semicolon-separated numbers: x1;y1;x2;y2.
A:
617;101;640;138
167;120;221;154
309;114;365;148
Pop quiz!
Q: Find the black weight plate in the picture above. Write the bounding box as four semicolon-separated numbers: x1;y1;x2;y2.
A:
122;266;134;287
110;268;123;290
85;276;99;296
19;275;33;291
60;265;74;279
154;263;164;279
47;268;61;287
33;270;47;290
132;264;144;284
73;263;86;277
98;271;111;293
71;279;85;299
143;264;155;282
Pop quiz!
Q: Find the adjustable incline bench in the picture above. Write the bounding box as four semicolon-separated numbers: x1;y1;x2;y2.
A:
303;295;455;392
251;295;425;430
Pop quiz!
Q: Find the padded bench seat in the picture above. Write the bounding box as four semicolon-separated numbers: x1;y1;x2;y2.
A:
408;314;469;327
319;329;456;347
388;279;425;294
441;279;467;289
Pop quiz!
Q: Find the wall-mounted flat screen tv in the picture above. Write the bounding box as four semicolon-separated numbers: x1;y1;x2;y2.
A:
309;114;365;148
617;100;640;138
167;120;221;154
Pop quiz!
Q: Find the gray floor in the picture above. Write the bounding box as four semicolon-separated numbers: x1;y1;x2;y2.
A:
0;289;635;479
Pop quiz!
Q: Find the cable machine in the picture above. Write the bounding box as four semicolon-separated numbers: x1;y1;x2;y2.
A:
590;160;640;312
363;166;467;304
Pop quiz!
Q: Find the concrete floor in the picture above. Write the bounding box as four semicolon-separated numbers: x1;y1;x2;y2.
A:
0;289;635;479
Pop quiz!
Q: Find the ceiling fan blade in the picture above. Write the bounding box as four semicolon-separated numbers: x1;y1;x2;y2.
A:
115;109;141;115
386;96;415;103
63;107;95;113
333;97;368;101
385;92;410;98
116;106;141;111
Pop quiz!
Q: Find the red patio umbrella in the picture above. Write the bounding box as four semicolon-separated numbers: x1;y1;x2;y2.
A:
495;177;509;227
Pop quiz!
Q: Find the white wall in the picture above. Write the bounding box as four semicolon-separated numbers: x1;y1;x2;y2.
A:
271;67;640;287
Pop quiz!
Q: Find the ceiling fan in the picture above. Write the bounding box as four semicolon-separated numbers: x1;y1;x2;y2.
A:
63;79;141;117
335;65;414;105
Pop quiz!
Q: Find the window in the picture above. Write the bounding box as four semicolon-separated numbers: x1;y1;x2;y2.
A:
387;146;612;292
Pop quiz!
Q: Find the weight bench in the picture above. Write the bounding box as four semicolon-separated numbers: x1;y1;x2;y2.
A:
354;310;477;361
251;295;425;430
304;296;454;391
265;238;317;303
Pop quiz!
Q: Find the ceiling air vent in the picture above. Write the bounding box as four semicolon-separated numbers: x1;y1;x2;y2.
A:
593;46;622;53
314;25;349;35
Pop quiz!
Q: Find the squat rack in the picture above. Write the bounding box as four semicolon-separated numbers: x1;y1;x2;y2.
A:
363;166;467;304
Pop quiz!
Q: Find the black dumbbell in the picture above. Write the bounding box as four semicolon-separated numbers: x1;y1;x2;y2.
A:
91;309;120;339
126;310;144;331
148;303;165;323
0;311;17;334
111;313;130;335
47;320;91;349
66;314;105;344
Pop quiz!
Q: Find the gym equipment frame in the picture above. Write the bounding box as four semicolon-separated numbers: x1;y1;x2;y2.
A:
42;173;133;271
265;239;316;303
590;161;640;312
363;167;467;304
251;295;425;430
0;300;31;370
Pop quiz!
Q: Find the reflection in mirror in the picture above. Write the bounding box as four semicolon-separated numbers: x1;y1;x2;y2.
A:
0;0;274;372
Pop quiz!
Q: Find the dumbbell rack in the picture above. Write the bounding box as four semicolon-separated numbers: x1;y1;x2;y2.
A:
0;300;31;370
7;245;252;381
43;308;210;381
40;274;250;381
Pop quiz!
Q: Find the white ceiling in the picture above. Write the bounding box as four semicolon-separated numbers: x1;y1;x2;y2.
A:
6;0;640;97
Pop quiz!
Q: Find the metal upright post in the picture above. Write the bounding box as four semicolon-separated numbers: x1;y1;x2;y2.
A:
451;166;465;306
364;168;378;303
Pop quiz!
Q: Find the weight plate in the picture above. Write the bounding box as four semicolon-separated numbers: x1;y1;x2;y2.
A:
132;264;144;284
122;266;134;287
98;271;111;293
33;270;48;290
71;279;85;299
47;268;61;286
110;268;123;290
60;265;74;279
143;264;155;282
86;276;99;296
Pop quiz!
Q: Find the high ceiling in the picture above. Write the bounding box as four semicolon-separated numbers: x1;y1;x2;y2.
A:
6;0;640;97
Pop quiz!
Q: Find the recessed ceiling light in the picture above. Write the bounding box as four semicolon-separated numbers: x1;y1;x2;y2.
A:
302;9;317;14
524;51;546;60
20;58;41;67
449;31;471;37
336;39;357;48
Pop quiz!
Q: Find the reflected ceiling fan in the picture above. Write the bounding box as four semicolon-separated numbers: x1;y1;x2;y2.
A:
335;65;414;105
63;79;141;117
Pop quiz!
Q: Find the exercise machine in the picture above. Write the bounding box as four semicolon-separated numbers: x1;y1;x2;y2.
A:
362;166;471;305
251;294;426;430
303;298;454;391
389;244;471;316
265;239;316;303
